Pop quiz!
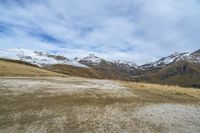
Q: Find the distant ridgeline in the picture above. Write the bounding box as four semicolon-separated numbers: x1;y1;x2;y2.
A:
0;48;200;88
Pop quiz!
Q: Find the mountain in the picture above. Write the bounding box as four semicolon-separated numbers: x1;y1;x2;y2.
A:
140;52;190;70
78;54;139;80
0;48;199;88
79;54;103;66
0;48;87;67
140;49;200;70
0;49;138;80
188;49;200;63
140;61;200;88
43;53;138;80
79;54;137;68
113;60;137;68
138;49;200;88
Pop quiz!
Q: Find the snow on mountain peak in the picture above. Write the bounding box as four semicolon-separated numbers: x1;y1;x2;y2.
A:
0;48;87;67
87;54;101;59
1;48;199;69
81;54;102;63
113;59;137;67
151;52;190;67
188;49;200;63
140;51;198;69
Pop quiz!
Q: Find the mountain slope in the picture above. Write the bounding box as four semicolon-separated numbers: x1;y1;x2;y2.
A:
149;61;200;87
44;64;102;78
0;48;199;88
41;54;138;80
0;58;64;77
139;61;200;87
79;54;103;66
137;49;200;87
140;49;200;70
44;62;138;80
140;52;190;70
79;54;139;80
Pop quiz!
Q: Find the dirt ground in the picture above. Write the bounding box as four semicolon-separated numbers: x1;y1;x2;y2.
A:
0;77;199;133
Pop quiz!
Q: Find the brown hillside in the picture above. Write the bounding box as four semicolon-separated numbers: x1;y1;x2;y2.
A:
145;61;200;87
0;59;64;77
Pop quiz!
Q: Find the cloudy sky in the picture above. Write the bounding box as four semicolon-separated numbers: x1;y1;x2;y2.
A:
0;0;200;64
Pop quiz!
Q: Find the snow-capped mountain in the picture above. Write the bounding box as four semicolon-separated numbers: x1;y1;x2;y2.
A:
0;48;87;67
79;54;103;66
113;60;137;68
0;48;199;88
140;49;200;69
1;48;199;71
79;54;138;68
188;49;200;63
0;49;138;68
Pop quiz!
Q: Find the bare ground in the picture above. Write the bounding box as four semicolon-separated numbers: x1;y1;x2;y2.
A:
0;77;199;133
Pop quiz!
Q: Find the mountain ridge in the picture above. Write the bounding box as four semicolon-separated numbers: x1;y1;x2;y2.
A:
140;49;200;70
0;48;199;88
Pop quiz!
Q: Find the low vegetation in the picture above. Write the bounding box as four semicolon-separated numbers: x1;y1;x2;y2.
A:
0;59;200;132
122;81;200;101
0;59;64;77
45;64;102;78
0;77;199;132
143;61;200;88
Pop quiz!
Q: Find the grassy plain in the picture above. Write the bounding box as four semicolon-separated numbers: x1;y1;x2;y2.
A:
0;77;199;133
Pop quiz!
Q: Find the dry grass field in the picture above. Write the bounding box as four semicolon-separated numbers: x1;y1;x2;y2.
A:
0;76;199;133
122;81;200;101
0;60;65;77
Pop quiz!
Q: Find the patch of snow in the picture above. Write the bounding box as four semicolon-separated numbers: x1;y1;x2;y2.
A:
156;52;189;66
0;48;88;68
141;52;195;68
68;60;88;67
113;59;137;67
80;54;102;65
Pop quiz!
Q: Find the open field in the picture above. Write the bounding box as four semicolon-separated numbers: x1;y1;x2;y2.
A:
0;77;200;133
122;81;200;101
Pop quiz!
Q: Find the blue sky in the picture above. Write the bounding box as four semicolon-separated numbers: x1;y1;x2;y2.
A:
0;0;200;64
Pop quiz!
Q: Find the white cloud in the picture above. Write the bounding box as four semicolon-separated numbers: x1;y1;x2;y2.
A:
0;0;199;65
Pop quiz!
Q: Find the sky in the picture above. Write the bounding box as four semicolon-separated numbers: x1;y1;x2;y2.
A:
0;0;200;65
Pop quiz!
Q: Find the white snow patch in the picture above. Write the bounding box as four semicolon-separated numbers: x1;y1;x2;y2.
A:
80;54;102;64
0;48;87;68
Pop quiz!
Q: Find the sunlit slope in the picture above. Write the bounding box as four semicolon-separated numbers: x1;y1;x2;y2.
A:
0;59;64;76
